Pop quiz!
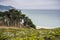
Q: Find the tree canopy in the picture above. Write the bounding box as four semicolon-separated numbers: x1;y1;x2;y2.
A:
0;9;36;29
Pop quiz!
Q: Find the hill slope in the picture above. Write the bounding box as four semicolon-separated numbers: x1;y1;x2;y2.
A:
0;5;14;11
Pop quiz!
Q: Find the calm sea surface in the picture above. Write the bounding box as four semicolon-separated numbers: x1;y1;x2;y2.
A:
21;9;60;28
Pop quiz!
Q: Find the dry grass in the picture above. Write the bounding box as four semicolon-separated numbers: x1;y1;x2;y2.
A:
0;26;20;29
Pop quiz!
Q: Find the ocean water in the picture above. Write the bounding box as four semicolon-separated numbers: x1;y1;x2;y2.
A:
21;9;60;28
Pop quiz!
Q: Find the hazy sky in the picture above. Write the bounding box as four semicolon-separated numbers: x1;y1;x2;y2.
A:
0;0;60;9
0;0;60;28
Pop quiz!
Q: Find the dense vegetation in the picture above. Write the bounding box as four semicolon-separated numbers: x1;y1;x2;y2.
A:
0;28;60;40
0;9;60;40
0;9;36;28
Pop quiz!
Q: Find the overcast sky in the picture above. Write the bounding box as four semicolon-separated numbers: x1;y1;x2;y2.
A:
0;0;60;28
0;0;60;9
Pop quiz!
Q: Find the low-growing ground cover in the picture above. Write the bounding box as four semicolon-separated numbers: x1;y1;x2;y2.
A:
0;27;60;40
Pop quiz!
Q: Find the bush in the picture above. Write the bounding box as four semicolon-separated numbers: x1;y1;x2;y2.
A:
0;27;60;40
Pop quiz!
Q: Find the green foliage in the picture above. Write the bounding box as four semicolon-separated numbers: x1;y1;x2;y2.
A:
0;28;60;40
0;9;36;28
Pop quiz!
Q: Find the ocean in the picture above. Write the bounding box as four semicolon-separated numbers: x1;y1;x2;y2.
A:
21;9;60;28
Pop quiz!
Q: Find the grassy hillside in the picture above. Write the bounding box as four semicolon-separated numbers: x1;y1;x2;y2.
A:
0;27;60;40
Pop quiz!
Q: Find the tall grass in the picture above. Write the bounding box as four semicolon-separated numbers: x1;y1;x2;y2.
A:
0;27;60;40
